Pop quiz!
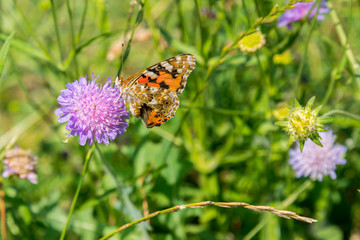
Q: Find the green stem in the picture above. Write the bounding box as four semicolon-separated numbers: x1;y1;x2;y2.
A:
66;0;79;76
321;54;347;106
59;145;94;240
328;0;360;89
181;105;265;118
255;53;271;116
322;110;360;121
75;0;88;45
94;144;150;239
280;180;312;208
293;0;321;98
12;0;54;63
244;180;312;240
117;0;146;76
176;0;188;42
50;0;64;61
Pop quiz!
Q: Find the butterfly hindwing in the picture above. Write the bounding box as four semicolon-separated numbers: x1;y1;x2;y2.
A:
126;84;179;128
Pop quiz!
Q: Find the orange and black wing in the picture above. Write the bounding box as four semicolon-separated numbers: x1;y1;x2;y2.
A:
123;54;195;95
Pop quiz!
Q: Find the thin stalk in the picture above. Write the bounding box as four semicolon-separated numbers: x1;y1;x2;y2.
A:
66;0;79;76
99;199;316;240
181;105;265;118
75;0;88;45
328;0;360;89
59;145;94;240
243;0;271;116
194;0;205;47
11;57;59;135
176;0;188;42
50;0;64;60
0;0;2;32
322;0;353;106
12;0;54;63
293;0;322;98
144;1;163;58
94;144;150;239
255;53;271;116
117;0;146;76
321;54;347;106
322;110;360;121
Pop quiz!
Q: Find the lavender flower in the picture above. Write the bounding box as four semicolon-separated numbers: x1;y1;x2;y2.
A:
289;130;347;181
55;76;129;146
278;0;330;28
3;146;38;184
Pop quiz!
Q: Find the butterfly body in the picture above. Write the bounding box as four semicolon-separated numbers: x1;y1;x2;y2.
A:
117;54;195;128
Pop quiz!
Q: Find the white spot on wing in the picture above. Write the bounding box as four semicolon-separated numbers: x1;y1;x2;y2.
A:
147;71;158;78
161;62;174;71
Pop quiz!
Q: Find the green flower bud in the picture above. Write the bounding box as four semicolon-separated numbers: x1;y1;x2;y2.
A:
276;96;332;152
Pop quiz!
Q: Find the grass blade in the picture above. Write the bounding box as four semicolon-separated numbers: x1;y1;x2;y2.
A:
0;32;14;79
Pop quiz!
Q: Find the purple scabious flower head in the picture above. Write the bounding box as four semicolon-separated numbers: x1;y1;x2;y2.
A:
278;0;330;28
289;130;347;181
3;146;38;184
55;76;129;146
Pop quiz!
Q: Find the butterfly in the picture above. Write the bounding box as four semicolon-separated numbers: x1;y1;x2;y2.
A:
116;54;196;128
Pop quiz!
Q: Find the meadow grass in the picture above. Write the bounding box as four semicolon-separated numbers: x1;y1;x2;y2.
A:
0;0;359;239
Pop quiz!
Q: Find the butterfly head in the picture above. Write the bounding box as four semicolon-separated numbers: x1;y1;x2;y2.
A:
115;75;126;94
109;76;126;107
115;75;124;87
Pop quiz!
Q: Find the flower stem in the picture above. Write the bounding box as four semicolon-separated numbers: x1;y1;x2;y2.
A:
50;0;64;61
66;0;79;76
99;198;316;240
59;145;94;240
94;143;151;239
293;0;321;98
116;0;146;76
328;0;360;89
322;109;360;121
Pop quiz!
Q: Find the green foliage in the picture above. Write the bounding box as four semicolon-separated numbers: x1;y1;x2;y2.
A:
0;0;359;239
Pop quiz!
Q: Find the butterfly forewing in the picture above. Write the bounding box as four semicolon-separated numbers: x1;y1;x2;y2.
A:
120;54;195;128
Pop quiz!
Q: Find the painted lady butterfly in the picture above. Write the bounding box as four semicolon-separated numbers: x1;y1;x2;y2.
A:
116;54;196;128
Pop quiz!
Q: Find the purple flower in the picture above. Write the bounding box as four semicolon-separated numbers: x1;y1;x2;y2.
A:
289;130;347;181
278;0;330;28
55;76;129;146
3;146;38;184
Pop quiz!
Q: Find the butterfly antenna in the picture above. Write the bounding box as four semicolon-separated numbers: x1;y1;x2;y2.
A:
117;42;125;77
121;42;125;76
112;42;126;107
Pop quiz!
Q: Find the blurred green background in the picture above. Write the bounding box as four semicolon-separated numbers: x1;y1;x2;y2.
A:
0;0;359;239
